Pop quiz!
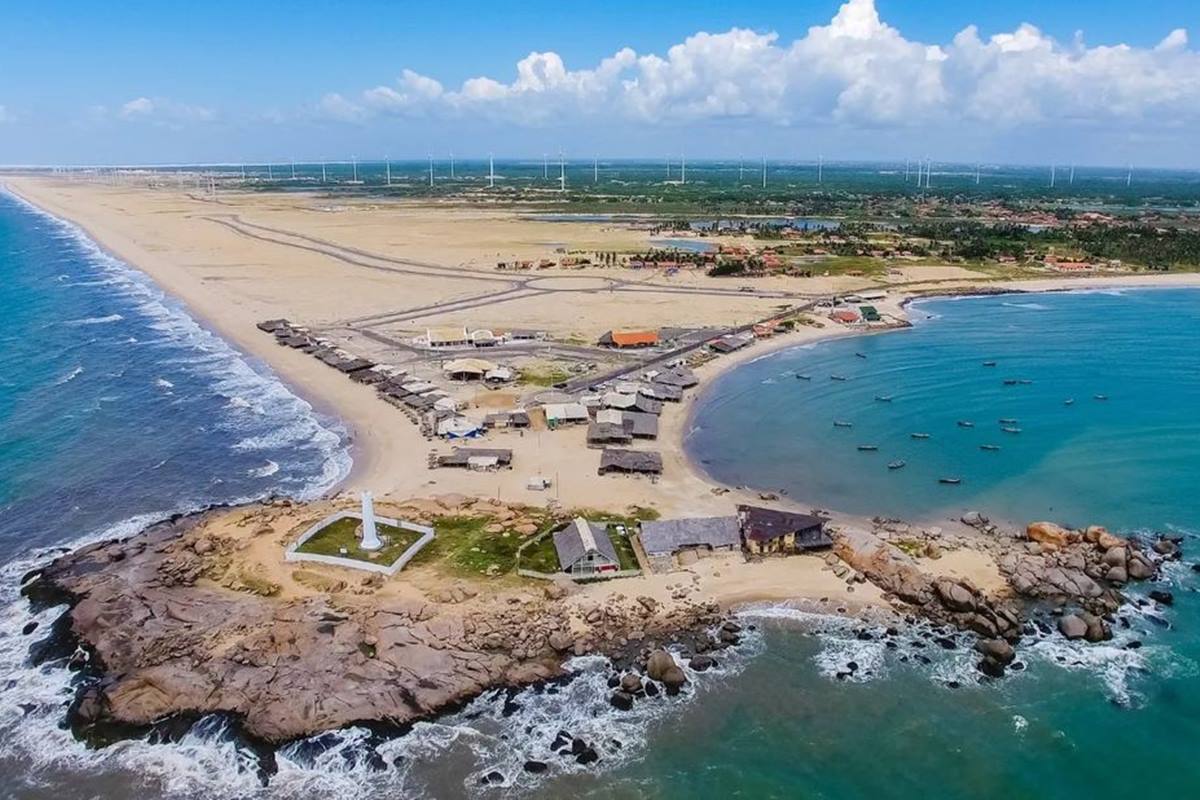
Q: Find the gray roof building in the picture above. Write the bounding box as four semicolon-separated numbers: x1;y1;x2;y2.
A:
553;517;620;574
639;516;741;557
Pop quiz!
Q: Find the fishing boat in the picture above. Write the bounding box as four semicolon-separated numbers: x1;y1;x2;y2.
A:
1064;398;1075;406
875;394;894;402
979;444;1001;451
1003;379;1019;386
938;477;962;485
857;444;879;452
957;420;975;428
1094;394;1109;401
833;421;854;428
888;460;906;470
982;361;997;367
910;433;931;440
1002;426;1022;434
1017;379;1033;385
855;352;868;359
830;374;848;382
998;418;1018;425
796;374;812;381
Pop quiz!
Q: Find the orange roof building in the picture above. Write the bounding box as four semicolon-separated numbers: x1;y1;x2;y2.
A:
599;330;660;348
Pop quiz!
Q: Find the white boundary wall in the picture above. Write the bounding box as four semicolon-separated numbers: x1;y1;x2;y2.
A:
285;510;436;576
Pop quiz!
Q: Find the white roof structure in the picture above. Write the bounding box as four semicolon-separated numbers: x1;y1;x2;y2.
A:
466;455;500;470
596;408;624;425
484;366;514;382
544;402;589;424
437;416;481;438
602;392;637;410
433;396;460;412
402;381;437;394
443;357;497;375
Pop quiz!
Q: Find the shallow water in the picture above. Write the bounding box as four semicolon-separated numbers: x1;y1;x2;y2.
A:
687;290;1200;530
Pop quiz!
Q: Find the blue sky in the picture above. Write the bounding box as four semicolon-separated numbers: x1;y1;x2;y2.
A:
2;0;1198;166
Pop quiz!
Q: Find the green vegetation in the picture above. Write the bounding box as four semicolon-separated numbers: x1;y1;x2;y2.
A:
518;365;573;386
408;511;556;577
296;516;422;565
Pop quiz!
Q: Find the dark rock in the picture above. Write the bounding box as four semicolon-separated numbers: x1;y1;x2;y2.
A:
480;770;504;785
1058;614;1088;640
575;747;599;765
570;737;588;756
523;760;548;774
1149;590;1175;606
619;673;643;693
977;658;1006;679
609;691;634;711
643;680;660;698
21;621;38;636
689;655;716;672
551;730;572;751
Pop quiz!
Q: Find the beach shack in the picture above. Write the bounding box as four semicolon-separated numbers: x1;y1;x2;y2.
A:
598;449;663;476
737;505;831;556
639;516;741;571
425;326;471;348
553;517;620;576
443;357;497;381
543;402;589;427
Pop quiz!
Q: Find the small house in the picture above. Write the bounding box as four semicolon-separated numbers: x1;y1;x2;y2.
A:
738;505;831;556
640;516;741;570
599;330;660;349
425;326;471;348
598;449;663;476
553;517;620;576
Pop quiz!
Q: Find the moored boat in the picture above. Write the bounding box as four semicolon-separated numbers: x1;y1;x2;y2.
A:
957;420;975;428
939;477;962;485
796;374;812;380
888;460;906;470
830;374;848;381
910;432;930;439
855;352;867;359
1064;398;1075;405
857;444;879;451
1003;379;1019;386
980;444;1001;451
1002;426;1021;434
982;361;997;367
998;418;1018;425
875;394;894;402
833;420;854;428
1094;394;1109;400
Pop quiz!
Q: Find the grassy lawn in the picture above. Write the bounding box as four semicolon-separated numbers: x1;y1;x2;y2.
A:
520;534;562;573
606;528;639;570
408;512;557;577
518;365;573;387
296;516;422;565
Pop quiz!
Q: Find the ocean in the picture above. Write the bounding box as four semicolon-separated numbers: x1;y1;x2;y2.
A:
1;191;1197;799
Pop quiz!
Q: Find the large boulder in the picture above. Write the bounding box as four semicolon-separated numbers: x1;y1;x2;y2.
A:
645;649;677;682
934;580;977;613
1101;547;1127;568
1089;527;1127;551
1127;557;1155;581
1058;614;1088;640
1027;522;1072;549
974;638;1016;665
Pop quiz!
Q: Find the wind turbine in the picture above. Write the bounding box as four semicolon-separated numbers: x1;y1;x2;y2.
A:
1126;164;1132;188
681;153;686;185
321;161;327;183
450;151;455;180
559;150;565;192
761;156;767;189
904;158;910;183
739;156;744;183
975;163;981;185
428;154;434;187
488;153;495;188
593;156;598;184
543;153;548;180
817;154;823;184
1050;164;1056;189
267;163;273;181
352;156;358;183
385;156;392;187
1069;164;1075;186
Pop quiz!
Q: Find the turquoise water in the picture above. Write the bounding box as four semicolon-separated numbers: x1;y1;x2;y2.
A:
687;290;1200;531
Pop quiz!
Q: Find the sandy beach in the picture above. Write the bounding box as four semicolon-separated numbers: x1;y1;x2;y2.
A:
6;175;1199;612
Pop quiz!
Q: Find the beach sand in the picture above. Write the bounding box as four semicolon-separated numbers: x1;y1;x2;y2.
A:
7;175;1198;611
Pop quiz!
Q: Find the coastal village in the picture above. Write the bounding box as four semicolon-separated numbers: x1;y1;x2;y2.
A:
7;174;1194;786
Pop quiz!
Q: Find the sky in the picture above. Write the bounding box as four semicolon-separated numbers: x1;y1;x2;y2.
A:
1;0;1199;167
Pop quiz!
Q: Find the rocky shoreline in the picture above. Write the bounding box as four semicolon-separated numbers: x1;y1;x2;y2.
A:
16;497;1186;775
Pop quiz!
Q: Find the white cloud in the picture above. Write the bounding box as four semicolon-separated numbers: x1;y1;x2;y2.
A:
318;0;1199;134
117;96;215;127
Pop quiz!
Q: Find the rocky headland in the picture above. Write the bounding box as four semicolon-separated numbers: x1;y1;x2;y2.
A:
18;495;1184;755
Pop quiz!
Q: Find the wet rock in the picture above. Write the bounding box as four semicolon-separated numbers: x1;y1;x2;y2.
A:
645;649;676;682
934;580;976;613
1106;566;1127;585
690;655;716;672
575;746;600;765
480;770;505;786
977;658;1007;679
21;621;38;636
1153;539;1179;558
1149;590;1174;607
961;511;988;527
619;673;643;693
643;680;660;698
523;760;548;774
1127;557;1155;581
974;638;1016;666
609;691;635;711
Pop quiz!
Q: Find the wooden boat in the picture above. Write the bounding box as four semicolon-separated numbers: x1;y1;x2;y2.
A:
980;444;1001;451
857;444;879;451
796;374;812;381
1002;426;1022;434
888;460;906;470
1017;379;1033;385
998;418;1018;425
982;361;997;367
939;477;962;485
910;433;931;440
956;420;975;428
830;374;848;381
1094;394;1109;401
875;394;895;402
833;421;854;428
1064;398;1075;406
855;352;868;359
1003;379;1019;386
